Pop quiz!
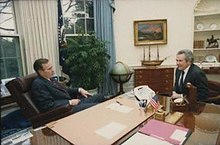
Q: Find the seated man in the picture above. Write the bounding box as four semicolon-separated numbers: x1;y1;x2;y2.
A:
171;49;208;101
31;58;106;113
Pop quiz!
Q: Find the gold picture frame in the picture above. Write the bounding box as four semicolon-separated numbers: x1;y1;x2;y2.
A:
134;19;167;46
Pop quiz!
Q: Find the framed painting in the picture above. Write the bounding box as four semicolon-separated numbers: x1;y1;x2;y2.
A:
134;19;167;46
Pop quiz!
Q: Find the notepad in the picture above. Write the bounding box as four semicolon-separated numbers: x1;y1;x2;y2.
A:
139;119;191;145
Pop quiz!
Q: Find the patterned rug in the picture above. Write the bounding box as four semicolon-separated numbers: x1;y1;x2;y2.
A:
1;109;31;139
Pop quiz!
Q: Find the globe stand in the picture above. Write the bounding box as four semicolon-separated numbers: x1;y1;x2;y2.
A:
110;72;133;96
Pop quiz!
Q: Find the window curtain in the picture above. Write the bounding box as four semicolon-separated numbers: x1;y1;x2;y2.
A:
94;0;117;96
13;0;60;75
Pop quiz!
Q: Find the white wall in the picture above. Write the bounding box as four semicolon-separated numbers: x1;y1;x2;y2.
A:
113;0;197;66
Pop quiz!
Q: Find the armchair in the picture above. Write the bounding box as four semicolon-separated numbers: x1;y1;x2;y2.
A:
170;83;197;112
185;80;220;105
170;80;220;112
6;73;73;129
205;80;220;104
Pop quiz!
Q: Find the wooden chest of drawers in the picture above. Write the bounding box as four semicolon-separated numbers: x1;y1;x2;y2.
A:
134;67;174;95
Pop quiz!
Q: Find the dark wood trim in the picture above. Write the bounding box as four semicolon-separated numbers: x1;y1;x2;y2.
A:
202;67;220;74
1;95;15;106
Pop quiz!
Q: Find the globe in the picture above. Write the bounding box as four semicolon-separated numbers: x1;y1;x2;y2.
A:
110;61;133;95
110;61;131;82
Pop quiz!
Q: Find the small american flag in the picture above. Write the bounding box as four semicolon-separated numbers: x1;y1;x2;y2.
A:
150;95;160;111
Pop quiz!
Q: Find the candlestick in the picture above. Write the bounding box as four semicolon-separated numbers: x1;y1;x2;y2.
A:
143;47;145;61
149;46;151;61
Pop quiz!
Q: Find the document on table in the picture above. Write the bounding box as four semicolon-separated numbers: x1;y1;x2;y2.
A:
122;132;172;145
95;121;126;139
139;119;190;145
170;129;187;144
106;102;133;113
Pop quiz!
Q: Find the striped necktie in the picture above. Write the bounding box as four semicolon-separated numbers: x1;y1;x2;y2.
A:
179;71;185;92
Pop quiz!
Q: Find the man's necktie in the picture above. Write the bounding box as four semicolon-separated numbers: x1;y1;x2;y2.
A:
50;78;67;92
179;71;185;92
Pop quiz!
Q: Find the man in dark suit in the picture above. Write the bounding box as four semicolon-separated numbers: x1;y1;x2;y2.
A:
172;49;208;101
31;58;106;113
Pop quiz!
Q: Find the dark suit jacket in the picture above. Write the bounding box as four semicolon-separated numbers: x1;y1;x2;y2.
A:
31;76;79;112
173;64;208;101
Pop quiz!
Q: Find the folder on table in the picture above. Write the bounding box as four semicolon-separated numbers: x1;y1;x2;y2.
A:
139;119;191;145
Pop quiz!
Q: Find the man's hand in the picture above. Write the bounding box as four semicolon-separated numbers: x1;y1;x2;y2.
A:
69;99;80;106
79;88;92;98
171;91;182;99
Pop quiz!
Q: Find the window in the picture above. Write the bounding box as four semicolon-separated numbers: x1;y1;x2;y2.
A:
62;0;94;35
0;0;23;80
0;36;22;79
0;0;16;34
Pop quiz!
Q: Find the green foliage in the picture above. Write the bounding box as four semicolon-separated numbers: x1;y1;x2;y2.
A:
65;34;110;90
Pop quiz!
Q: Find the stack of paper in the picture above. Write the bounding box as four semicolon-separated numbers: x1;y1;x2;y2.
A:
122;132;172;145
138;119;191;145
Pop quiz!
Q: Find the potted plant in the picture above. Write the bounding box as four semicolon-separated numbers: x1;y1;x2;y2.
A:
64;34;110;90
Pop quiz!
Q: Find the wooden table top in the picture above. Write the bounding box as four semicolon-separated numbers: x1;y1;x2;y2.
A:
46;92;220;145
